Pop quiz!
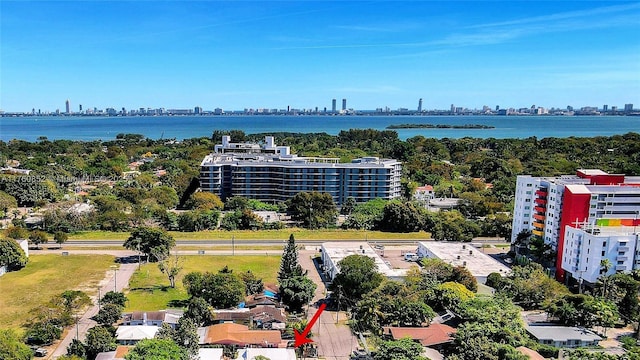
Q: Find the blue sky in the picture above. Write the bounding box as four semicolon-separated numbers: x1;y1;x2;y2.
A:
2;1;639;112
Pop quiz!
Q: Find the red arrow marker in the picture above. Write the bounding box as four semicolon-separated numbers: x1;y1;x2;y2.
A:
294;303;326;347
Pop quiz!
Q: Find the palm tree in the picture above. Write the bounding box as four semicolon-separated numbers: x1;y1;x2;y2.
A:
597;259;614;299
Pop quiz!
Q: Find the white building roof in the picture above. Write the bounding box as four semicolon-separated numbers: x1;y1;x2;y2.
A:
240;348;297;360
115;325;159;341
322;242;408;279
526;325;602;342
199;348;224;360
564;184;591;194
418;241;511;278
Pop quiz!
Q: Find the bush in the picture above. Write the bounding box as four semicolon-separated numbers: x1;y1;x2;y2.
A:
26;321;62;345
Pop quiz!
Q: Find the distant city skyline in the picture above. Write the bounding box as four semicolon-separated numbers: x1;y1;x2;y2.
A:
2;1;639;112
3;98;634;117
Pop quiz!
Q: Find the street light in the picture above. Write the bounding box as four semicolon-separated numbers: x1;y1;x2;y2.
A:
110;265;118;291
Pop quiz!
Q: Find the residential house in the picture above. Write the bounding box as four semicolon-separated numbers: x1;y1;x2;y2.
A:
198;323;283;347
383;324;457;349
94;346;130;360
250;305;286;330
121;310;182;328
115;326;159;345
525;325;602;348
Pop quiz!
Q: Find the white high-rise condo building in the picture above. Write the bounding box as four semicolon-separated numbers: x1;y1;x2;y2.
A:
200;136;402;205
511;169;640;282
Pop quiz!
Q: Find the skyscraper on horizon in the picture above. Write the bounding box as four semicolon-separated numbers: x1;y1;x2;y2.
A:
332;99;336;112
65;99;70;114
418;98;423;112
342;98;347;111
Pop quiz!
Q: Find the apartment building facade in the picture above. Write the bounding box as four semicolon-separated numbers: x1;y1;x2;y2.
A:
561;225;638;286
200;136;402;205
511;169;640;281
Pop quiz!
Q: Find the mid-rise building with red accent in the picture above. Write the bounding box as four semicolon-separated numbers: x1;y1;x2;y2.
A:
511;169;640;282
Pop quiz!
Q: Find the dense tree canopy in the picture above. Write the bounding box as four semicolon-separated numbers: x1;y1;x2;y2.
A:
124;227;175;262
330;254;384;303
183;270;245;309
288;191;338;229
0;237;28;270
125;338;189;360
0;329;32;360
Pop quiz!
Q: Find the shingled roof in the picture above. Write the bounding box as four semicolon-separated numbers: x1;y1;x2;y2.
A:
200;323;282;347
383;324;457;347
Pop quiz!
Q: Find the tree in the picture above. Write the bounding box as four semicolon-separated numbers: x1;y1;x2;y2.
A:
184;296;214;326
378;200;429;232
183;270;245;309
156;253;183;288
0;237;28;270
330;254;384;303
54;231;68;249
392;300;435;327
431;210;480;242
223;196;250;211
101;291;127;307
124;227;175;262
278;234;304;283
240;270;264;295
93;303;123;326
148;186;179;209
287;191;338;229
85;326;117;359
452;266;478;293
185;192;223;211
172;317;199;359
0;191;17;219
25;321;62;345
340;196;356;215
29;230;49;248
5;226;28;240
374;338;426;360
125;338;188;360
66;338;86;359
0;329;32;360
280;275;317;313
60;290;92;315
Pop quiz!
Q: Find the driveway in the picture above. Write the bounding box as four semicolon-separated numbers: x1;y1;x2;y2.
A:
299;250;359;360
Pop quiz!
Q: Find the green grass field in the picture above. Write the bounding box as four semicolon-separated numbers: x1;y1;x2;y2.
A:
0;254;115;330
125;255;281;311
68;229;430;241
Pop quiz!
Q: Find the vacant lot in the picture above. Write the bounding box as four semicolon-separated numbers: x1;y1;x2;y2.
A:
69;229;430;241
126;255;281;311
0;254;115;330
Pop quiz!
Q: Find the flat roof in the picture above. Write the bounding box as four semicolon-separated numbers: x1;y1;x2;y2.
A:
322;242;408;278
564;184;591;194
418;242;511;277
577;169;609;176
526;325;602;342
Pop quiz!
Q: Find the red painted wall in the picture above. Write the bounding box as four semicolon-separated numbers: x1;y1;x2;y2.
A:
556;188;591;282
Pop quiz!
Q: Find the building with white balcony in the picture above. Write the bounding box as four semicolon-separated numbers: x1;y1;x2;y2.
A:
200;136;402;205
561;225;638;286
511;169;640;281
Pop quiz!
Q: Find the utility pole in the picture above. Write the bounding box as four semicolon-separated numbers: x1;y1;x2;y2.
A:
336;285;342;324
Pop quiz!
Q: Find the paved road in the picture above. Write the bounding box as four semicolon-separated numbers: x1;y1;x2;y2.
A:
61;239;423;246
299;250;359;360
49;263;138;359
